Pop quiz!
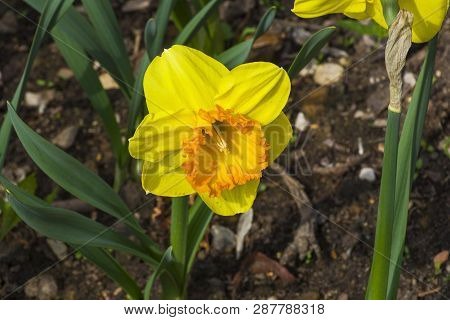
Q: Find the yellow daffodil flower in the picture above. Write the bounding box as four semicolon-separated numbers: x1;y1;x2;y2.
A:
129;45;292;216
292;0;449;43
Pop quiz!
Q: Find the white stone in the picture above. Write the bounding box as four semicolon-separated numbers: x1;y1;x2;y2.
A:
403;72;416;88
52;126;79;149
211;225;236;253
295;112;310;131
359;167;376;182
313;63;344;86
122;0;150;12
46;239;68;260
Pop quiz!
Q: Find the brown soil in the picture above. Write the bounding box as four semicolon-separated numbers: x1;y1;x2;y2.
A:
0;0;448;300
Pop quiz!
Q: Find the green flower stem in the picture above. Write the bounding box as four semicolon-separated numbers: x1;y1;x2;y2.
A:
170;196;189;297
366;0;402;300
366;111;400;299
171;196;189;264
382;0;400;26
387;37;438;299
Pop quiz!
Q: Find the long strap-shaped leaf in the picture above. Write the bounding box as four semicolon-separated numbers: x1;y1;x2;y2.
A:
7;197;150;262
6;104;160;258
148;0;179;59
52;28;126;166
77;246;143;299
80;0;135;96
127;18;155;139
25;0;128;167
0;0;74;168
7;104;132;225
24;0;132;97
173;0;223;45
387;37;438;299
216;6;277;69
143;247;182;300
287;27;336;79
0;175;145;297
0;176;156;265
186;197;213;273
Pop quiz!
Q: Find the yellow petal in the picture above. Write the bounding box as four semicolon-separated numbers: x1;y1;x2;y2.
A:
214;62;290;125
143;45;229;122
346;0;388;29
264;112;292;163
141;159;195;197
399;0;448;43
129;112;195;162
368;0;388;29
199;179;259;216
292;0;368;18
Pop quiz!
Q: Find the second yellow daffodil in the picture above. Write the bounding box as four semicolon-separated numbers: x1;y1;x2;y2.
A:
129;45;292;216
292;0;449;43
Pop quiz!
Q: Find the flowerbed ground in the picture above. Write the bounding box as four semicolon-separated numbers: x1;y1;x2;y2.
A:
0;0;448;299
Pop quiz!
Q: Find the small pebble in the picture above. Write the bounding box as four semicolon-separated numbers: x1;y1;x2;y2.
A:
0;11;18;34
46;239;68;260
359;167;376;182
122;0;150;12
373;118;388;127
313;63;344;86
57;68;74;80
25;274;58;299
403;72;416;88
52;125;79;149
211;225;236;253
294;112;310;131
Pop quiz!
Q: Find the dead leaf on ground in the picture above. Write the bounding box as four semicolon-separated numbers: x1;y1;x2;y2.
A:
232;252;296;296
433;250;449;272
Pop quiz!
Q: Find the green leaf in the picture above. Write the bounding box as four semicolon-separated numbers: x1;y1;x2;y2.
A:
216;6;276;69
7;104;137;226
0;175;48;208
143;247;182;300
51;28;126;165
337;19;387;40
186;197;213;273
381;0;400;26
78;246;143;299
2;179;156;265
127;55;150;139
149;0;178;59
80;0;135;92
0;199;19;241
128;17;156;139
0;173;37;240
387;37;438;299
144;18;157;58
7;104;160;256
174;0;223;45
171;0;193;31
287;27;336;79
0;0;74;168
24;0;131;97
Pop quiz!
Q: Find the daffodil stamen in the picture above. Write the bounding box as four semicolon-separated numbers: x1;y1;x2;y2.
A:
212;123;228;152
181;106;269;198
